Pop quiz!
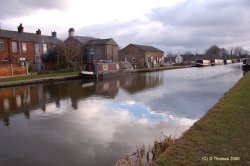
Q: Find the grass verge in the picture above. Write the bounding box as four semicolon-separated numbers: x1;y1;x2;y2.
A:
151;71;250;166
0;71;80;83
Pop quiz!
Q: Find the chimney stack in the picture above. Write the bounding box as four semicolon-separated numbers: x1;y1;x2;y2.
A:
36;29;41;35
52;31;57;38
68;28;75;37
18;23;24;33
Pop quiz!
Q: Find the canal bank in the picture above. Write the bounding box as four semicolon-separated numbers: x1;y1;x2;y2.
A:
0;72;80;88
152;71;250;165
0;66;188;88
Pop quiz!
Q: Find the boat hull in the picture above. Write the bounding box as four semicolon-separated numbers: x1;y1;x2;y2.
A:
81;61;133;79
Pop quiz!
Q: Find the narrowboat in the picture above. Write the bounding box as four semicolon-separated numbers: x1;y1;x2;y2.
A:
243;58;250;65
210;59;224;66
81;60;133;79
194;59;211;67
242;58;250;70
224;59;232;65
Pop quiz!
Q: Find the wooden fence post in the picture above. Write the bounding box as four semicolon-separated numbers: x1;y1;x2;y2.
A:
26;64;28;75
11;64;14;76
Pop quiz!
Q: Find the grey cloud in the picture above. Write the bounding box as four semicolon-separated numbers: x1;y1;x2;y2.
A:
144;0;250;51
0;0;67;19
77;20;144;46
75;0;250;53
150;0;250;27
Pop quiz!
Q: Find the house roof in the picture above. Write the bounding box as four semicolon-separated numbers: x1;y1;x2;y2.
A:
74;36;98;44
67;36;118;46
131;44;164;53
86;38;118;46
0;29;61;44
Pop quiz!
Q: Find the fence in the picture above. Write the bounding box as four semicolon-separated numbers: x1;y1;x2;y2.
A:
0;64;28;77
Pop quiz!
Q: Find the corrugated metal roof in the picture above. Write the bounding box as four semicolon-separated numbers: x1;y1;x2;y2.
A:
131;44;164;53
0;29;62;44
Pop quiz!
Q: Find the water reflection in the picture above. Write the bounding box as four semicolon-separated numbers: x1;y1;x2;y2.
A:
0;72;163;126
0;64;243;166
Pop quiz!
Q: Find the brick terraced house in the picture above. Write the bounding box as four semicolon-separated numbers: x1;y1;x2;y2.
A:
0;23;61;70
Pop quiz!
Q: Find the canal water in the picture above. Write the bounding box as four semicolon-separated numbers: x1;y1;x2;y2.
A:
0;63;243;166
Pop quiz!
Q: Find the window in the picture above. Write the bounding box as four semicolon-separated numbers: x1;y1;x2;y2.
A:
148;57;151;62
116;64;119;70
22;42;27;53
103;64;108;70
43;44;47;53
12;41;18;53
132;57;136;63
0;39;4;51
90;48;95;55
35;44;40;54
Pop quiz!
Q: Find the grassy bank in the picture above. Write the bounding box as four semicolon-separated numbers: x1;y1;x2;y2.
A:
152;71;250;165
0;71;80;83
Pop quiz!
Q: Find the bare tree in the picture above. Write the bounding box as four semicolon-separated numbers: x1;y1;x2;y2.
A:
228;47;235;55
233;46;244;56
220;48;228;58
206;45;221;56
55;43;80;69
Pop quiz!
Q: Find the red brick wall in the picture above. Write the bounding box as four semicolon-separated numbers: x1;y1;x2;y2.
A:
0;39;36;64
0;64;11;76
0;38;11;62
118;45;145;68
0;64;28;77
1;37;56;66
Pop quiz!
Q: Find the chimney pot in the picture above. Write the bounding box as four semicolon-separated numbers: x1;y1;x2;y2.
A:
68;28;75;37
18;23;24;33
36;29;41;35
52;31;57;38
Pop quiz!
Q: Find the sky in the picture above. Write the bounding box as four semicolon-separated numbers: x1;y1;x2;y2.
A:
1;0;250;54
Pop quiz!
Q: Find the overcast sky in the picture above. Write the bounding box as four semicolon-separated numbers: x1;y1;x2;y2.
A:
1;0;250;54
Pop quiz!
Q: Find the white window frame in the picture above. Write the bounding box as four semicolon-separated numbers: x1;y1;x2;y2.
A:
132;57;136;63
103;64;108;70
116;64;119;70
43;44;47;54
22;42;27;53
12;41;18;53
0;39;4;51
90;48;95;55
35;43;40;55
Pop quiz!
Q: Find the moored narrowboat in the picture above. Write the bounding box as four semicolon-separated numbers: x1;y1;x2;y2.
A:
224;59;232;65
194;59;211;67
243;58;250;65
242;58;250;70
211;59;224;66
81;60;133;79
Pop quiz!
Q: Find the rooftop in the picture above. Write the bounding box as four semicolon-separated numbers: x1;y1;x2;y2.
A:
0;29;61;44
131;44;164;53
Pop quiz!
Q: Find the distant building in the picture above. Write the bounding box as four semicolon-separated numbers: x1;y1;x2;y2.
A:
175;54;183;64
118;44;164;69
0;23;61;70
181;54;197;65
64;28;119;66
84;38;118;62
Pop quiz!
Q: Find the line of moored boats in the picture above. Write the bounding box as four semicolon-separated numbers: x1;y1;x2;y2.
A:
80;58;250;79
192;59;240;67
